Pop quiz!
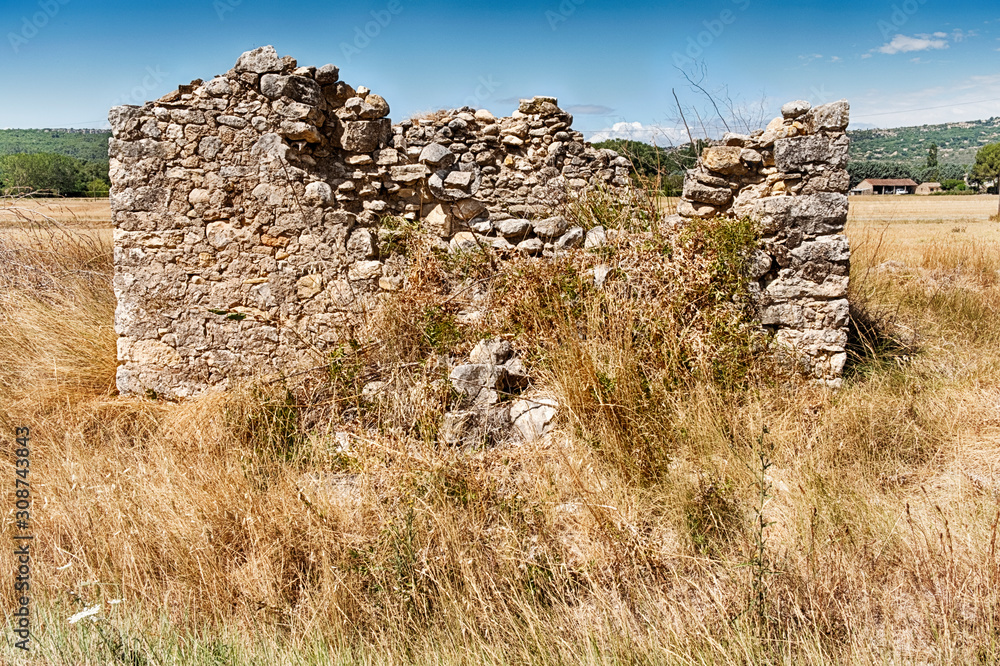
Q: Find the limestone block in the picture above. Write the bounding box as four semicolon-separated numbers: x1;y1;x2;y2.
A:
234;45;284;74
702;146;746;175
347;229;376;260
752;193;848;236
315;63;339;84
774;134;849;172
348;260;383;281
449;232;478;253
530;216;567;240
296;274;322;299
683;174;733;206
419;143;456;168
806;100;850;132
335;119;391;153
260;74;322;106
555;227;584;250
390;164;430;184
495;218;532;238
452;198;487;221
781;100;811;119
304;181;332;205
510;397;558;442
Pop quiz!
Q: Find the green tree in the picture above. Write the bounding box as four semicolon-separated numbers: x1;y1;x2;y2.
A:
971;143;1000;217
926;143;938;168
0;152;85;195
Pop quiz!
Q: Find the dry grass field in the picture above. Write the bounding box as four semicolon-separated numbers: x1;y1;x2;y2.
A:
0;197;112;228
0;194;998;664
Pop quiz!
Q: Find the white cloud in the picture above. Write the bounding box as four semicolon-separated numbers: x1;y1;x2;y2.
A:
829;56;842;62
587;121;688;146
877;33;950;54
564;104;615;115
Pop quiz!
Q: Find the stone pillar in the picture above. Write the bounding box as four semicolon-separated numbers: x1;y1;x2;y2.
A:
678;100;852;386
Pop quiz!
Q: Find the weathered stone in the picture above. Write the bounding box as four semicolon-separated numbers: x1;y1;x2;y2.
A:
701;146;746;175
554;227;584;250
304;181;332;204
806;100;850;132
390;164;430;183
335;119;391;153
781;100;811;119
470;338;514;365
315;63;339;84
774;135;848;172
279;121;322;143
347;229;376;260
531;216;567;239
348;260;383;281
234;46;283;74
449;232;479;253
518;96;559;115
517;238;544;254
510;397;558;442
495;218;532;238
296;274;322;299
424;204;453;236
584;226;607;249
260;74;322;106
419;143;455;168
452;198;487;221
684;175;733;206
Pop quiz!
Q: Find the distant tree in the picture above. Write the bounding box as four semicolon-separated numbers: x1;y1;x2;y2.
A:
971;143;1000;217
85;178;110;198
0;153;85;195
942;179;967;191
926;143;938;168
592;138;704;194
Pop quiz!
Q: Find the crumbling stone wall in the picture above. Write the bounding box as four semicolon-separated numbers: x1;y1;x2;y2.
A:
109;46;630;398
677;99;852;386
110;45;851;398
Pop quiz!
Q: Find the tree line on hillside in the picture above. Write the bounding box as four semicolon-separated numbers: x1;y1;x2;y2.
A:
0;129;111;163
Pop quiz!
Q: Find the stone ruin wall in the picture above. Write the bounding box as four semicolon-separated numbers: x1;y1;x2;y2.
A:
110;46;630;399
677;99;852;386
109;46;851;399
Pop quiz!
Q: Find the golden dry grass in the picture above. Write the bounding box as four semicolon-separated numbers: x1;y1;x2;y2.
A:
0;195;998;664
0;197;111;228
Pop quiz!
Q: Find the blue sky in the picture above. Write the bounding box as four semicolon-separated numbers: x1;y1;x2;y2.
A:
1;0;998;143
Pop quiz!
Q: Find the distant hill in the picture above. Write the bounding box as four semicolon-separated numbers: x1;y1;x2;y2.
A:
849;117;1000;165
0;129;111;162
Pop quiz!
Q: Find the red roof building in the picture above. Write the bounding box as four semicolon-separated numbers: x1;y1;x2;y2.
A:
851;178;918;195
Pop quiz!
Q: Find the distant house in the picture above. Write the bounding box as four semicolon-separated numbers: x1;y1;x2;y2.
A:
915;182;942;195
850;178;918;195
